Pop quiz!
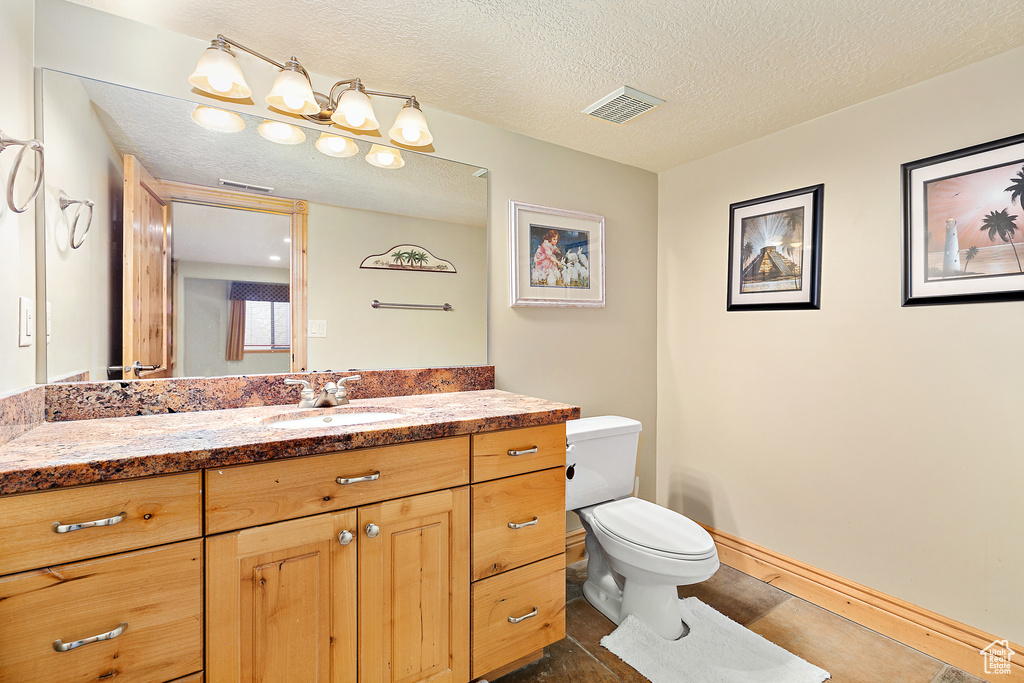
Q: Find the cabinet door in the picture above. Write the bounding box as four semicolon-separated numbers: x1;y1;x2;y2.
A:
206;510;358;683
359;488;469;683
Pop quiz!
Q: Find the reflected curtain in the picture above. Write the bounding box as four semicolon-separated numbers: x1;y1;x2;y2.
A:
226;298;245;361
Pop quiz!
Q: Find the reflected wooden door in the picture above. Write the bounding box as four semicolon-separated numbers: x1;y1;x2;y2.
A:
122;154;172;379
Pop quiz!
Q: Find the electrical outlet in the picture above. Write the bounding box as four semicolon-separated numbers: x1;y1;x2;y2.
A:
18;297;33;347
308;320;327;338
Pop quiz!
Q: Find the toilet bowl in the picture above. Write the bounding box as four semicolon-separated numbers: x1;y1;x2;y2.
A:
566;416;719;639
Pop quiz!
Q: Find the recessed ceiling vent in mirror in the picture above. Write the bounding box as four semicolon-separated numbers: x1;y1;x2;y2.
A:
219;178;274;193
583;86;665;124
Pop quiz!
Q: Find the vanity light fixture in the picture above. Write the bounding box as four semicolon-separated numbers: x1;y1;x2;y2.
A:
315;132;359;158
257;119;305;145
366;144;404;170
189;35;434;147
191;105;246;132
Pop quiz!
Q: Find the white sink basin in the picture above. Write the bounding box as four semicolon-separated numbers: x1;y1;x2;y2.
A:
265;412;403;430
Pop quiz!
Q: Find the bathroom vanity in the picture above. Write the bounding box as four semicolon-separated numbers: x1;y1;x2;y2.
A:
0;387;577;683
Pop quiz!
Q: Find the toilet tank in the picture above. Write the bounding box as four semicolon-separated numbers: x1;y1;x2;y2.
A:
565;416;642;511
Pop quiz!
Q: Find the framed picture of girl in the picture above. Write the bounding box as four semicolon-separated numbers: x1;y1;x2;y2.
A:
509;200;606;307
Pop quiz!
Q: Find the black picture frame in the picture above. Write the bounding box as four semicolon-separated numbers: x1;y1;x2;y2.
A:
902;132;1024;306
726;184;824;311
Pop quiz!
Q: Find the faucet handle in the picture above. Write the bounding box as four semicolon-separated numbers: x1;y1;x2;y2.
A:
338;375;361;385
284;378;315;406
333;375;361;405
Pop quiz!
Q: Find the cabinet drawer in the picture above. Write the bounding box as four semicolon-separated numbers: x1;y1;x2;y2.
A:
0;539;203;683
206;436;469;533
471;554;565;679
472;467;565;580
471;423;566;483
0;472;202;576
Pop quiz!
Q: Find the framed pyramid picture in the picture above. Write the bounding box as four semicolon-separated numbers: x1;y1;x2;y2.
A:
727;184;824;311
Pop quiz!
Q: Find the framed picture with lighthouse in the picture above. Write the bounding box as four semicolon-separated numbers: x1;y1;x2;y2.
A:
726;184;824;311
903;132;1024;305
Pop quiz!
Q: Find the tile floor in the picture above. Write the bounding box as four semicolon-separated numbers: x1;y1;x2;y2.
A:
491;560;986;683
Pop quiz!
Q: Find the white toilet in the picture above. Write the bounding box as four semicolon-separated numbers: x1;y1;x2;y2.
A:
566;416;719;639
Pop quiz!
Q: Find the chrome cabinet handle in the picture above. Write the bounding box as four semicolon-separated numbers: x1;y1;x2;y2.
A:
507;447;538;457
53;622;128;652
365;523;380;538
508;517;539;530
508;608;538;624
336;471;381;485
53;511;126;534
338;530;354;546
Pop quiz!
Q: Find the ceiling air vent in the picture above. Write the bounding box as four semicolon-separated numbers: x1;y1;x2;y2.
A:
219;179;274;193
583;86;664;124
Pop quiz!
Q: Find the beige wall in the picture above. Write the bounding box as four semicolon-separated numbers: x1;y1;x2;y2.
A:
306;203;487;371
32;0;660;503
41;70;119;382
658;46;1024;643
0;0;37;394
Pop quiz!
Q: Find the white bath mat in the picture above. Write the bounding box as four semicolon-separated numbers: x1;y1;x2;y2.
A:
601;597;830;683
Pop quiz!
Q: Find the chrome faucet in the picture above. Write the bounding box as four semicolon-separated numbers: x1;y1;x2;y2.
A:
284;376;361;408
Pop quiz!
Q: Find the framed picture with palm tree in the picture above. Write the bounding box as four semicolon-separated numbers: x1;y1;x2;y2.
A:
726;184;824;311
903;132;1024;305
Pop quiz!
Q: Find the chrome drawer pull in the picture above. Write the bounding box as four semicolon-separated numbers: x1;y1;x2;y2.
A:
507;447;538;457
53;511;127;534
508;608;538;624
508;517;539;530
53;621;128;652
336;471;381;485
338;530;354;546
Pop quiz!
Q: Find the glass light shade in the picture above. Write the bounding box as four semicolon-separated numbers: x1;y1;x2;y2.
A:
257;120;306;145
191;105;246;132
266;69;320;115
388;104;432;147
188;46;252;99
331;88;379;131
315;133;358;158
366;144;404;169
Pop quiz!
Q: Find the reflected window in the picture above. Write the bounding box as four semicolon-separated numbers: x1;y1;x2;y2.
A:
244;300;290;351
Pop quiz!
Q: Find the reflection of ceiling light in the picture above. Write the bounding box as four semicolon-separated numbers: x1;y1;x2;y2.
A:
269;255;282;261
257;120;305;145
315;132;358;158
190;34;433;147
366;144;404;169
283;238;291;243
191;105;246;132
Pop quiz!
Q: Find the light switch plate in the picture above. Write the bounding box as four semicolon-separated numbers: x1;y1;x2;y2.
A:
18;296;33;347
308;320;327;338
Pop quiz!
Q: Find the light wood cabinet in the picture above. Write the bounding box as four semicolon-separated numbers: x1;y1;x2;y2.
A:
469;426;567;681
206;486;469;683
0;420;566;683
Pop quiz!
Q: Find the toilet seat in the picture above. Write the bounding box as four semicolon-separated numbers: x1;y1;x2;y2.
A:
591;498;716;560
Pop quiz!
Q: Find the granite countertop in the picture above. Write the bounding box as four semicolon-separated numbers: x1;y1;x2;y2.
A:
0;390;579;495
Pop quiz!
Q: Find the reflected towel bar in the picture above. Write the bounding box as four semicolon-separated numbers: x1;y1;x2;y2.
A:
371;299;452;311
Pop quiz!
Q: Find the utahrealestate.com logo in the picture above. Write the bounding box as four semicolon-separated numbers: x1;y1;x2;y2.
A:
981;639;1015;676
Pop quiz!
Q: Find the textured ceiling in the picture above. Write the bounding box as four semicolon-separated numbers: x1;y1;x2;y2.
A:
69;0;1024;172
77;76;487;226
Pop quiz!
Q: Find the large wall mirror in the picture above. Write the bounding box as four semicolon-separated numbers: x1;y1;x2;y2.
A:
39;69;488;383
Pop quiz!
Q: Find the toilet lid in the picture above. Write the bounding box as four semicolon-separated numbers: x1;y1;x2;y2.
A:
592;498;716;558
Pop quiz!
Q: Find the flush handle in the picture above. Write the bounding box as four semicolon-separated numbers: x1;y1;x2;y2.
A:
53;622;128;652
508;517;539;530
53;511;126;534
507;446;538;457
337;471;381;485
508;607;538;624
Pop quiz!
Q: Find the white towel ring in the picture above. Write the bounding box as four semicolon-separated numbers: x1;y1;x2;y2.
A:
0;130;45;214
59;192;95;249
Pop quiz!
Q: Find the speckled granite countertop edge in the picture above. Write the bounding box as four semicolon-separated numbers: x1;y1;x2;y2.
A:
0;390;580;495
